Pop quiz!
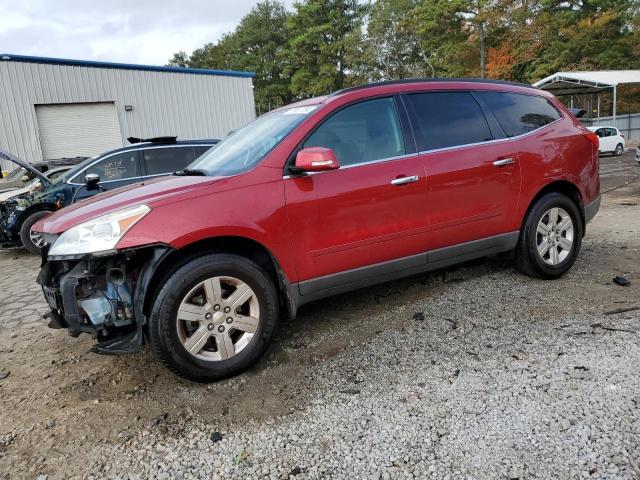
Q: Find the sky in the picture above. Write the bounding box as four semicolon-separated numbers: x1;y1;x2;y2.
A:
0;0;295;66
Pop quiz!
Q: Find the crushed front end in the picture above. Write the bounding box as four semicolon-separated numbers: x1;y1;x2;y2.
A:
0;200;21;248
37;244;171;354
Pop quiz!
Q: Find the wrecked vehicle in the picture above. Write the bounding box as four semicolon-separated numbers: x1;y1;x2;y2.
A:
0;157;84;194
35;79;600;382
0;138;218;254
0;165;74;203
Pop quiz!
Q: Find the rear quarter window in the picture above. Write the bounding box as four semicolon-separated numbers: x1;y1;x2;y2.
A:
475;91;561;138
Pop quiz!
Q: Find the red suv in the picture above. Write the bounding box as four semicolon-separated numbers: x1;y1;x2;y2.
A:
35;80;600;382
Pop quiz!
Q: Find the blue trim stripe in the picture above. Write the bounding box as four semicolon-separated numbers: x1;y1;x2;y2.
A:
0;53;256;78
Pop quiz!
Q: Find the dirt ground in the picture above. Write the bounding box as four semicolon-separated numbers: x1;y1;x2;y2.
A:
0;152;638;480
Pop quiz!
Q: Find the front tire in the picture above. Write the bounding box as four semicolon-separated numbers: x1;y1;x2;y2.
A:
148;253;279;382
19;210;51;255
515;192;583;279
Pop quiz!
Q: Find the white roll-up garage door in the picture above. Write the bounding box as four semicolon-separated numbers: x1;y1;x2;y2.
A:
36;102;123;159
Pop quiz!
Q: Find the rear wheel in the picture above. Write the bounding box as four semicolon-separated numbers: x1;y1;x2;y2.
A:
148;253;279;382
19;210;51;255
615;143;624;156
515;192;583;279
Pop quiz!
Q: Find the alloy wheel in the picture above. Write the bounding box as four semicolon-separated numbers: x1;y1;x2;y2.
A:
536;207;574;265
176;276;260;361
29;228;45;249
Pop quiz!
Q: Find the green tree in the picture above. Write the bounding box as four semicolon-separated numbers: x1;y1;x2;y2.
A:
285;0;368;97
363;0;425;80
409;0;473;77
487;0;640;82
228;1;293;110
167;51;190;67
169;1;292;113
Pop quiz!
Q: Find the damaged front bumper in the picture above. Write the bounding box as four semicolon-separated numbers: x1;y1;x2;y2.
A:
0;201;21;248
37;245;172;354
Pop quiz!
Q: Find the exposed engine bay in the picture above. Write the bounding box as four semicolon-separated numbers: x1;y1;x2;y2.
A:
37;246;170;354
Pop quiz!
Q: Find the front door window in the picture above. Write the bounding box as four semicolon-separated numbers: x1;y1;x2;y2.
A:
303;97;405;166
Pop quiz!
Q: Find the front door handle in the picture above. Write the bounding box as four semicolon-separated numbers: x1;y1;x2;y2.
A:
391;175;419;186
493;158;516;167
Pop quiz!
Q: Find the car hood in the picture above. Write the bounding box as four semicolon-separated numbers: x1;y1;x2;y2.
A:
0;183;32;202
0;148;49;184
37;174;219;234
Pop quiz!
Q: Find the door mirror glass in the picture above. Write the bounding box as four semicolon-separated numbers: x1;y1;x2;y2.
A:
294;147;340;172
85;173;100;186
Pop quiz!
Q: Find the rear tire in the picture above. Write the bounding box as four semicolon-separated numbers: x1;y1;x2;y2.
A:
515;192;583;279
615;144;624;156
147;253;279;382
19;210;51;255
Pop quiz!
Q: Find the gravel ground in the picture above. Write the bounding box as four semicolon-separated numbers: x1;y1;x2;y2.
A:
1;152;639;480
91;229;640;480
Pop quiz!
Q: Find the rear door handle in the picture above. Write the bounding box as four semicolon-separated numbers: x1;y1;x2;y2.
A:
493;158;516;167
391;175;419;186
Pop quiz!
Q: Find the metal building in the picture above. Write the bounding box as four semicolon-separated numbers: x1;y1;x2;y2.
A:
0;54;256;169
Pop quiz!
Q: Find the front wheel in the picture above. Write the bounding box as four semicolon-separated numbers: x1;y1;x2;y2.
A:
148;253;279;382
19;210;51;255
515;192;583;279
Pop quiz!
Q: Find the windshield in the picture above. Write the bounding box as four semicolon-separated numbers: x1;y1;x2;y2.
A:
189;105;319;176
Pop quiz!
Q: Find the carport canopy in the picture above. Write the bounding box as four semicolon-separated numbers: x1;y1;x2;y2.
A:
533;70;640;119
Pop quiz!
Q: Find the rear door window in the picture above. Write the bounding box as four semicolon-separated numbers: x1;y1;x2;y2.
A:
142;146;196;175
406;92;493;151
474;91;561;137
303;97;405;166
79;151;140;182
606;128;618;137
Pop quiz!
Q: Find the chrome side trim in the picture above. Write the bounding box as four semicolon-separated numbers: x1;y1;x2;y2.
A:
282;118;562;179
283;153;419;179
416;118;562;157
67;144;216;185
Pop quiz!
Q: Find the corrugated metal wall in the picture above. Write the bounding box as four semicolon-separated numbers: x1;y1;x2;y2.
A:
0;60;256;169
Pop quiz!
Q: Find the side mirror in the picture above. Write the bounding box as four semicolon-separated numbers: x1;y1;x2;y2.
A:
294;147;340;173
85;173;100;187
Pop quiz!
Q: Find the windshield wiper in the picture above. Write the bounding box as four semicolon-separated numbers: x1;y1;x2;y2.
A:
175;168;207;176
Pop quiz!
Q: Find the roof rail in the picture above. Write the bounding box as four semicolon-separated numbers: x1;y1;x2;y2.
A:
127;136;177;145
330;77;537;97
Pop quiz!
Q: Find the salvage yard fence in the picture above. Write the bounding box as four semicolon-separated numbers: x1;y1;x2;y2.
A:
582;113;640;146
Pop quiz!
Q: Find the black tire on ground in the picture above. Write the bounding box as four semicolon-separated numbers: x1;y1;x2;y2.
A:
19;210;52;255
615;144;624;156
515;192;583;279
147;253;279;382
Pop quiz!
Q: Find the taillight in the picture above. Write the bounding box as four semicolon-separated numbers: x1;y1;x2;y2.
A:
620;133;625;139
584;132;599;148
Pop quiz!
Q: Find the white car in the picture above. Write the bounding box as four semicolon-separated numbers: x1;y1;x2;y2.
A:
587;126;625;156
636;146;639;164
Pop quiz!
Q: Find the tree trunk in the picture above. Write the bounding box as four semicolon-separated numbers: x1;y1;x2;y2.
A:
479;20;486;79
